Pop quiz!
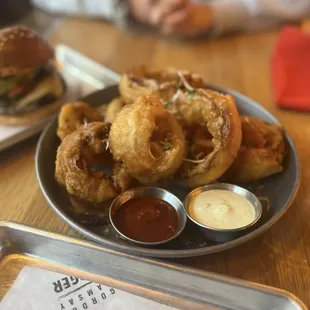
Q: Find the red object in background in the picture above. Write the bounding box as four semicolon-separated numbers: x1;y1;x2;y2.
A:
271;25;310;111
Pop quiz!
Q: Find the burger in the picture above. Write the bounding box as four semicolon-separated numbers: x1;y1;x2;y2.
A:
0;26;66;125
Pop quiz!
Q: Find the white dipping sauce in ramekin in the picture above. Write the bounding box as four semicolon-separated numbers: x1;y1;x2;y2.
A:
189;189;255;229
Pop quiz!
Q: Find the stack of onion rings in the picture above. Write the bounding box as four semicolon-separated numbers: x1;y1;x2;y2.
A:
55;67;286;206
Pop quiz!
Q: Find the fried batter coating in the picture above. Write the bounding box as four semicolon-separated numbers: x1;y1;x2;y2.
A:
109;95;186;184
170;89;242;188
223;116;285;183
105;97;125;123
57;101;102;140
55;122;132;203
119;67;204;105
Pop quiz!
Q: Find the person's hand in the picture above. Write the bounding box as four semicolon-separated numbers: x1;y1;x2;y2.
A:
128;0;189;27
149;0;189;28
127;0;212;38
161;3;213;37
127;0;154;23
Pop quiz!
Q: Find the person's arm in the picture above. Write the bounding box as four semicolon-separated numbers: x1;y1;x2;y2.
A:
209;0;310;34
31;0;129;27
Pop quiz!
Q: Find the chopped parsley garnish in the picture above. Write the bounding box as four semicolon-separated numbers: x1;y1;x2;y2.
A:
187;89;197;99
161;137;172;151
163;143;171;151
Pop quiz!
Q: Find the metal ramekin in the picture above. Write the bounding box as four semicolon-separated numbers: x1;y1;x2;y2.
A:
109;187;187;246
184;183;262;243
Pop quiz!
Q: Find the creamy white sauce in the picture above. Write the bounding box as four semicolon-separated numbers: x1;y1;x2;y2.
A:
189;190;255;229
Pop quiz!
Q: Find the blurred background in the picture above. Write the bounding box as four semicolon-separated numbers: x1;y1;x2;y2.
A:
1;0;309;38
0;0;58;35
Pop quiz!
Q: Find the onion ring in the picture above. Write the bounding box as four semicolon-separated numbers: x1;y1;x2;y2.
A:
55;122;132;203
172;89;242;188
104;97;125;123
119;67;204;105
109;95;186;184
223;116;285;183
57;101;102;140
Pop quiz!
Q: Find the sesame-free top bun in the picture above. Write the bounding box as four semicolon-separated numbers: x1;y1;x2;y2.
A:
0;26;54;77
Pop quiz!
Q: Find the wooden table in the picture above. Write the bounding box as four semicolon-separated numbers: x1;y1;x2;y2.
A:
1;18;309;306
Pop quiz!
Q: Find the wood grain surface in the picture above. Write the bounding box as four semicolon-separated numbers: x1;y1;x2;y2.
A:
1;18;309;306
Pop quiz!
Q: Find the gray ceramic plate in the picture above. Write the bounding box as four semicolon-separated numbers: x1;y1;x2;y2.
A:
35;85;300;258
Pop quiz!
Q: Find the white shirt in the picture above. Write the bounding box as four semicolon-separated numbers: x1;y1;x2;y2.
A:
208;0;310;33
32;0;310;34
